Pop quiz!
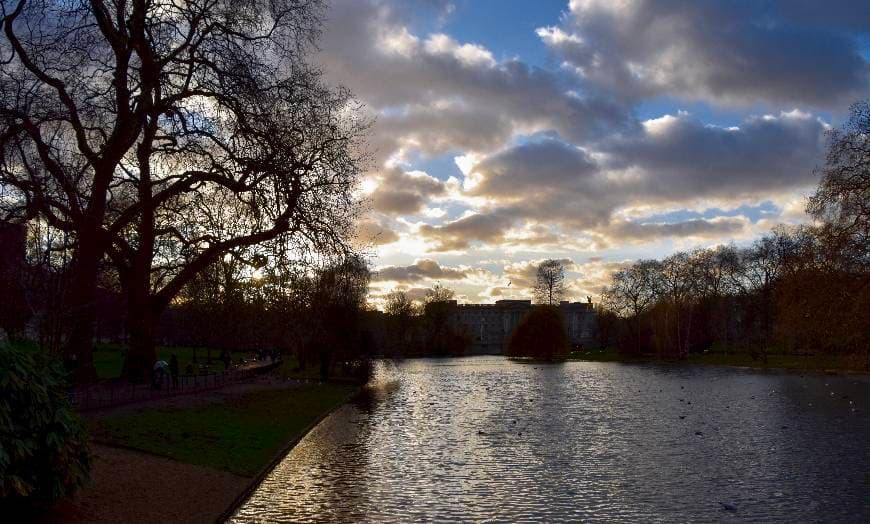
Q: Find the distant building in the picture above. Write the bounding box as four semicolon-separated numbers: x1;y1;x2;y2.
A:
447;299;597;354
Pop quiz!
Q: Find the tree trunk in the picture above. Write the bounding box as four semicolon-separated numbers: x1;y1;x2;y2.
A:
122;128;160;383
63;237;101;384
123;297;159;382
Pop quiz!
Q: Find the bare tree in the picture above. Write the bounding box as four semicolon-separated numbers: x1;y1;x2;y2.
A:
424;283;455;304
534;259;566;305
808;99;870;269
385;290;417;318
0;0;367;379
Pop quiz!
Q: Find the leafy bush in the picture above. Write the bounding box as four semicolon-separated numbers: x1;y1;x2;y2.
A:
508;306;570;360
0;344;91;508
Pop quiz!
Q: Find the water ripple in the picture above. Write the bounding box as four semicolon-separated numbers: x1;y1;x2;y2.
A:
231;357;870;522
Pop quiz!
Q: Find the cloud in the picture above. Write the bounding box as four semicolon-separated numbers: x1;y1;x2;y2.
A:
606;110;829;202
318;0;635;158
311;0;853;304
542;0;870;108
370;167;446;214
373;258;471;282
464;138;615;228
503;258;577;289
496;257;623;301
568;257;633;298
353;218;401;246
418;212;510;251
604;217;749;242
377;101;514;160
451;110;827;239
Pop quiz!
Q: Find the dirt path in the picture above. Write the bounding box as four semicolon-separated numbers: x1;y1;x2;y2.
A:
42;444;248;524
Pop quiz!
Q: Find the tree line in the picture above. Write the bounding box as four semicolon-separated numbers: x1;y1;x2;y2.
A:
599;101;870;362
380;284;470;357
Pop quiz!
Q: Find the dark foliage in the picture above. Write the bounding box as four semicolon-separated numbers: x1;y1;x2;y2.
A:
0;344;90;508
508;306;570;360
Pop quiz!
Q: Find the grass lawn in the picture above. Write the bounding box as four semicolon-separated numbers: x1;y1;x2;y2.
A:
13;340;365;381
10;339;255;380
91;344;253;380
88;383;357;477
569;347;867;373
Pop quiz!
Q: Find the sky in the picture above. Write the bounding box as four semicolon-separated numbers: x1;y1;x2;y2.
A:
315;0;870;306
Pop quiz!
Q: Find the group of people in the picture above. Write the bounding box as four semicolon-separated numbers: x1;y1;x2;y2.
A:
150;349;234;389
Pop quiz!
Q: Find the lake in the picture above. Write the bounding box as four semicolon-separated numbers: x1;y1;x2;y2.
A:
230;357;870;522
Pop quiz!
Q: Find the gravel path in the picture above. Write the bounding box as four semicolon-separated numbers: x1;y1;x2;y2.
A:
42;444;248;523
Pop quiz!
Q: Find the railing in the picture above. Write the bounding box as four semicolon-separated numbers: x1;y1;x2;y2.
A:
71;360;281;412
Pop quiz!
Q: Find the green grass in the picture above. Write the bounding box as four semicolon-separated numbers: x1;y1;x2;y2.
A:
13;339;368;381
10;340;256;380
685;351;862;372
275;354;371;382
569;347;867;373
88;383;357;477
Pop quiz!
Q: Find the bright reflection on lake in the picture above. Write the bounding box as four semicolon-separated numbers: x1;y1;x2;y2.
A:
230;357;870;522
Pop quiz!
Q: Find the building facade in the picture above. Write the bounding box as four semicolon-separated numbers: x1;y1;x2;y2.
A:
447;299;597;354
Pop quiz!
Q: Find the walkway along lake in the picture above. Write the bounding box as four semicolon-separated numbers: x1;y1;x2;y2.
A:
230;357;870;522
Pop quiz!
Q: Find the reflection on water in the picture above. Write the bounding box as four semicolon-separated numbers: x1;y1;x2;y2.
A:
231;357;870;522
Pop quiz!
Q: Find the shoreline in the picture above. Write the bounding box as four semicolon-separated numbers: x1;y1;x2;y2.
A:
216;385;362;522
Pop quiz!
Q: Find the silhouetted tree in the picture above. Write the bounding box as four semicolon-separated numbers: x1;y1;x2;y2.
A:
384;290;419;355
421;284;465;356
304;256;371;380
601;260;660;355
534;259;566;305
507;305;569;360
0;0;367;380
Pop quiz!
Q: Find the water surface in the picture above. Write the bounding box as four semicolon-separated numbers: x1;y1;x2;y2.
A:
231;357;870;522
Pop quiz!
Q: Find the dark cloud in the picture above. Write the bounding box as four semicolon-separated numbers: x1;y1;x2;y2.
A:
376;102;514;158
371;167;446;214
457;110;826;239
541;0;870;108
607;110;828;200
374;258;471;282
418;212;510;251
354;218;400;246
467;138;598;197
605;217;748;242
466;138;615;228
